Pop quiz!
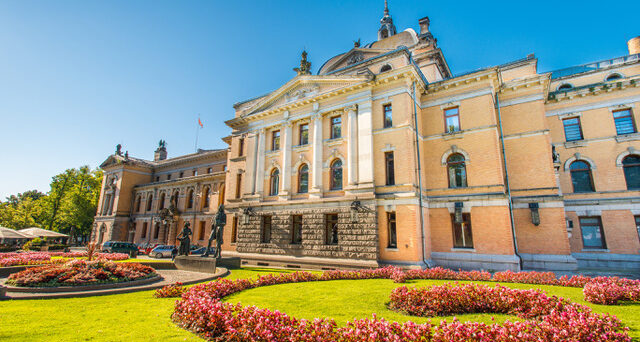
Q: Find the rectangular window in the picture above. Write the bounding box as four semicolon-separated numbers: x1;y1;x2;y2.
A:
261;215;272;243
444;107;460;133
563;117;583;141
292;215;303;244
299;123;309;145
167;174;172;180
199;221;206;241
153;224;160;239
155;176;160;182
613;109;636;135
207;167;212;174
179;172;184;178
141;222;148;239
385;151;395;185
272;130;280;150
193;169;198;176
579;217;606;249
451;213;473;248
383;104;393;128
238;138;245;156
235;174;242;199
331;116;342;139
635;216;640;243
325;214;339;245
387;212;397;248
231;216;238;243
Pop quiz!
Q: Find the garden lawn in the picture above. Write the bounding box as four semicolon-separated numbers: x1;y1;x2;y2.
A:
1;267;638;341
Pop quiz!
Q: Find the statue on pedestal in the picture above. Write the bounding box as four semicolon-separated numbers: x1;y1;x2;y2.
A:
177;222;192;256
203;204;226;259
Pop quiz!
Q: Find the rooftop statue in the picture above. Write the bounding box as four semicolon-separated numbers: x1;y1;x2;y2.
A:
293;50;312;76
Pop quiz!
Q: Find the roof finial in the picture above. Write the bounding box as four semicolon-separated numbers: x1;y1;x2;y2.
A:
378;0;396;40
384;0;389;15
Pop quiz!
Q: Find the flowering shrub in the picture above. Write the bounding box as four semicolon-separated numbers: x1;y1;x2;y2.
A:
583;279;640;305
6;259;155;287
391;267;491;283
172;269;634;342
0;251;129;267
154;282;187;298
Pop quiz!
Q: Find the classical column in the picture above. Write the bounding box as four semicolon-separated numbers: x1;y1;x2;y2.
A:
357;101;374;188
281;121;293;198
255;128;266;196
346;105;359;187
310;112;323;196
244;133;258;196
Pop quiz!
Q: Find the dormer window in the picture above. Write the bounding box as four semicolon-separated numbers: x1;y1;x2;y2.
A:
606;73;623;82
557;83;573;91
380;64;392;73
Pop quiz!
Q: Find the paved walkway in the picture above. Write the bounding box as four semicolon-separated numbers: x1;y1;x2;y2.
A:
0;267;228;300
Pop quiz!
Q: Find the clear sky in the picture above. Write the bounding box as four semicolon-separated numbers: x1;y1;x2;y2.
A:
1;0;638;199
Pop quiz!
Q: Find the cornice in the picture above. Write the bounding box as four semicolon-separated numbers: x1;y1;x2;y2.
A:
547;76;640;103
133;171;226;191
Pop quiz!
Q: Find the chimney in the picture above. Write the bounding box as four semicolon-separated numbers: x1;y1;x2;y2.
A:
628;36;640;55
418;16;430;35
154;140;167;161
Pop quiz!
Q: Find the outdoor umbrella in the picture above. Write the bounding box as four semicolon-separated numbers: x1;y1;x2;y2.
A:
0;227;35;239
18;227;68;238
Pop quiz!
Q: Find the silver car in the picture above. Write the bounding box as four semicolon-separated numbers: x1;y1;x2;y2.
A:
150;245;175;258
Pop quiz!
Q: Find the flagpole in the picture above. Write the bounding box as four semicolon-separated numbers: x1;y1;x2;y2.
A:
195;114;200;152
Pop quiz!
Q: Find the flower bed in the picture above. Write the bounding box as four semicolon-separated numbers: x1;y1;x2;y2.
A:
171;267;639;341
0;251;129;267
5;259;155;287
154;282;187;298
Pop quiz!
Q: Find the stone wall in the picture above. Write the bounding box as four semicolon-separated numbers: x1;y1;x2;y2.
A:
236;201;378;261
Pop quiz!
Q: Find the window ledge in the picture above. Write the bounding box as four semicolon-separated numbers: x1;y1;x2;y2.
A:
564;140;588;148
324;138;344;146
615;133;640;142
293;144;310;152
581;248;610;253
230;156;246;162
451;247;476;252
266;150;280;156
443;131;464;140
385;247;399;252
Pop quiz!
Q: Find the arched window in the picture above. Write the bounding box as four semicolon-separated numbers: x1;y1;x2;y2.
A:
270;169;280;196
158;193;165;210
135;196;141;212
558;83;573;91
146;194;153;211
380;64;392;72
187;189;194;209
570;161;595;193
203;187;210;208
606;73;623;82
447;154;467;188
298;164;309;193
622;155;640;190
171;191;179;207
330;159;343;190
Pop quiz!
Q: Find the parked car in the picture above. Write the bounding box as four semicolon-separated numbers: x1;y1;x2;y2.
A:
150;245;176;258
145;243;160;255
109;242;138;257
191;247;207;255
101;241;116;252
136;243;148;255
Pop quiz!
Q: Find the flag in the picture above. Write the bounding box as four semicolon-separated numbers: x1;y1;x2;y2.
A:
198;117;203;128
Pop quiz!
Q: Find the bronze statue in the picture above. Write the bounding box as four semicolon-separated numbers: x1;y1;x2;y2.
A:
293;50;312;76
177;222;192;256
203;204;226;258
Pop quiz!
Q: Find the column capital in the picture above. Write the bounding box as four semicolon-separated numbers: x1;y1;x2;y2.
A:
311;111;322;121
344;104;358;113
283;120;293;128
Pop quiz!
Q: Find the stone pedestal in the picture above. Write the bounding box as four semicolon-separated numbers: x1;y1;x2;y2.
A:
174;256;218;274
0;285;7;298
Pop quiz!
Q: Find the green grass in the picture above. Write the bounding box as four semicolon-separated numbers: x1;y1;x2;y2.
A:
1;268;638;341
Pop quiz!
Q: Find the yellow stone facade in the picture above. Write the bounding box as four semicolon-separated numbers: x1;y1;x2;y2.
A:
92;11;640;273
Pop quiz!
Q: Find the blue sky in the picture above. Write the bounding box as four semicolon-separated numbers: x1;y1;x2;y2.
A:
1;0;638;199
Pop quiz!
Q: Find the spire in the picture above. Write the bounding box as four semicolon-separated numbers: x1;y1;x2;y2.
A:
378;0;396;40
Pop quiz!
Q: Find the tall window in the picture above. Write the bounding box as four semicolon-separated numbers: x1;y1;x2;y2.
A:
444;107;460;133
146;194;153;211
203;187;210;208
135;196;141;212
613;109;636;135
635;216;640;243
451;213;473;248
179;171;184;178
207;167;212;174
385;152;395;185
167;174;171;180
325;214;338;245
563;117;583;141
387;212;397;248
153;223;160;239
261;215;272;243
623;155;640;190
159;193;166;210
570;161;595;193
330;159;343;190
238;138;245;156
299;124;309;145
193;169;198;176
298;164;309;193
383;104;393;128
270;169;280;196
447;154;467;188
236;174;243;198
331;116;342;139
171;191;179;207
292;215;303;244
187;189;194;209
141;222;148;239
579;217;606;249
272;130;280;150
231;216;238;243
198;221;206;240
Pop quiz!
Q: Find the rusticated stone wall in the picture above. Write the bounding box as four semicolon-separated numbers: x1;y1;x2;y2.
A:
236;202;378;260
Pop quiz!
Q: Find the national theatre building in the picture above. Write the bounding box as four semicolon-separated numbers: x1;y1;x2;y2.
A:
92;7;640;273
